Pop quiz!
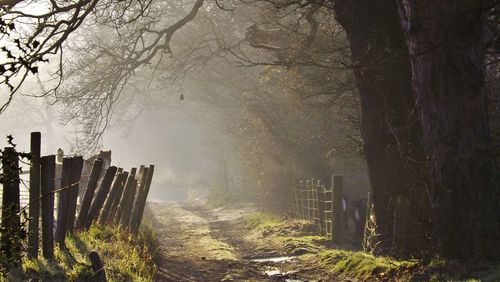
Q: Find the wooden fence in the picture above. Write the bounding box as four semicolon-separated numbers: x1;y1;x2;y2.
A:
0;132;155;279
291;175;344;244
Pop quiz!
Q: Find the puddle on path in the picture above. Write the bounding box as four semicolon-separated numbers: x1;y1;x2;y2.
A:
250;256;306;281
263;266;304;281
250;255;298;263
264;266;296;275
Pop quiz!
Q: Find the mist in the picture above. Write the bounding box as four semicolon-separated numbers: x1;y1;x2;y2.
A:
0;0;498;279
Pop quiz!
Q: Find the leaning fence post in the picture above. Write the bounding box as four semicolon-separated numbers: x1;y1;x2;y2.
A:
55;157;72;246
136;165;145;181
129;167;137;178
41;155;56;259
114;168;137;224
66;156;83;233
108;171;129;222
85;166;118;229
88;250;107;281
332;175;343;244
28;132;41;259
99;171;127;224
76;158;104;230
130;166;153;234
1;147;22;267
118;177;138;227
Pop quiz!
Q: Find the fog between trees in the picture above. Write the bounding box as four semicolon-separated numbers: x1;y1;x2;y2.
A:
0;0;498;260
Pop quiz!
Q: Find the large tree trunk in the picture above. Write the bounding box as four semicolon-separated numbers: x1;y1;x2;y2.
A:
398;0;500;259
334;0;429;256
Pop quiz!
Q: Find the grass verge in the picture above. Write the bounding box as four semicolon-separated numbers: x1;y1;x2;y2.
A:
241;211;500;282
3;218;158;281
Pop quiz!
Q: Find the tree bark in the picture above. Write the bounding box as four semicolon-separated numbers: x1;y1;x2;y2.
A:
333;0;429;256
398;0;499;259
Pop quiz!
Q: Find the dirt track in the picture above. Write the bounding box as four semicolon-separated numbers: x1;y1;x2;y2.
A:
148;202;340;282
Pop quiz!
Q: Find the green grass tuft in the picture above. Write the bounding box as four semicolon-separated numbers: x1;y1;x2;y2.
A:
319;249;418;280
243;212;283;230
63;224;156;281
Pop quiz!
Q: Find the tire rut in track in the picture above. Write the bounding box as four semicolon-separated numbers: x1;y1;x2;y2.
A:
150;202;340;282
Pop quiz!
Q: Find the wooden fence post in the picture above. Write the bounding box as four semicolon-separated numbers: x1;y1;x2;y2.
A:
99;172;127;224
129;167;137;178
1;147;21;267
113;167;136;225
55;149;63;196
310;179;315;220
296;181;301;217
56;148;64;164
312;179;317;224
76;158;103;230
28;132;41;259
88;250;107;281
304;179;310;220
118;177;138;227
315;181;325;235
323;183;333;239
293;180;298;216
85;166;117;229
299;181;305;218
136;165;145;180
108;171;129;222
41;155;56;259
130;166;153;234
66;156;83;233
332;175;343;245
55;157;72;245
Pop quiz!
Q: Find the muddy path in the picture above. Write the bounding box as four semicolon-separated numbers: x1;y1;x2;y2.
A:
148;202;340;282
